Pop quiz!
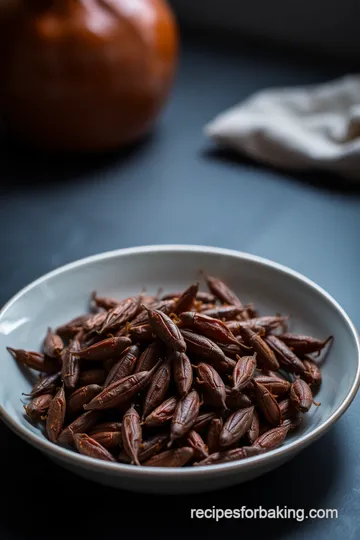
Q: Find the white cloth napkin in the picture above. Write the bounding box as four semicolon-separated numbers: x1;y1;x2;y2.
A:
204;75;360;179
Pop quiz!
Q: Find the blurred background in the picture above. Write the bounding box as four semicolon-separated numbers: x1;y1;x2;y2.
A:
1;0;360;320
171;0;360;59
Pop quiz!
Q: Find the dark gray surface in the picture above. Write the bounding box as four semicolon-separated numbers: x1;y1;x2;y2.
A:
1;37;360;540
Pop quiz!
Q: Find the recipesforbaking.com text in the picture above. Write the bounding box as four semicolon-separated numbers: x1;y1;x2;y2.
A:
190;506;338;522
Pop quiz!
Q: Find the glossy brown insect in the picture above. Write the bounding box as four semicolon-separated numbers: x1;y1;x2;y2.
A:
181;330;226;366
67;384;103;415
302;359;322;387
104;345;140;387
143;447;194;467
232;355;257;391
138;433;169;462
172;282;199;314
131;299;175;327
278;333;333;356
219;406;254;447
253;374;291;396
171;351;193;397
290;379;319;412
185;430;208;460
46;386;66;443
121;405;142;465
135;341;163;373
146;307;186;353
43;328;64;358
192;412;217;433
227;316;288;334
99;296;141;334
179;312;240;346
84;361;161;410
24;393;53;423
73;433;116;462
202;305;245;321
58;411;101;445
194;363;227;409
254;381;281;426
253;424;290;450
143;396;178;427
91;431;123;449
7;347;58;373
265;335;306;375
71;336;132;361
235;327;279;371
170;390;200;444
194;446;265;466
61;338;81;390
203;274;245;309
25;372;61;397
247;410;260;444
143;358;172;418
206;417;223;454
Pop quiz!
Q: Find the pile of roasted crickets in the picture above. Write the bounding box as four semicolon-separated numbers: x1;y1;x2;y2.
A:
7;275;332;467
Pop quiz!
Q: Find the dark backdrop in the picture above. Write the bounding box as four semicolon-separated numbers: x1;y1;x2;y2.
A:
169;0;360;58
1;23;360;540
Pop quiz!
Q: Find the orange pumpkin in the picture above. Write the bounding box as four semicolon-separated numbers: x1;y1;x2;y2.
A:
0;0;178;152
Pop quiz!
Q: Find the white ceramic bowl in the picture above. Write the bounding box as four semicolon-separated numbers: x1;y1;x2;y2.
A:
0;245;359;494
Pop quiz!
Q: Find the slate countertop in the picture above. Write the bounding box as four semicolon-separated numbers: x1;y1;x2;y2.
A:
1;35;359;540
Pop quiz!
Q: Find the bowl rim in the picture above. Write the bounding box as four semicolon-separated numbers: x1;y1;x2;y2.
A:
1;244;359;479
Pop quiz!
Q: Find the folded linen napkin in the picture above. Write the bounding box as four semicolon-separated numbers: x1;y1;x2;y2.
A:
204;75;360;179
